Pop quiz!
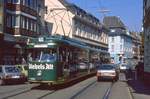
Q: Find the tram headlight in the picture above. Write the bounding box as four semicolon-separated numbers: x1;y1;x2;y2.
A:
37;70;42;76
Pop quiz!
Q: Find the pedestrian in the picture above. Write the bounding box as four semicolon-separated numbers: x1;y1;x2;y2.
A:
22;57;26;65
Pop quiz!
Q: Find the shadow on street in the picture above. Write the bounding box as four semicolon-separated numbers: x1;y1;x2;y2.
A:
126;70;150;96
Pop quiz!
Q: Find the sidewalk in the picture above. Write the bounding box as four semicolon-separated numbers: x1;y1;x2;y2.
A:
127;78;150;99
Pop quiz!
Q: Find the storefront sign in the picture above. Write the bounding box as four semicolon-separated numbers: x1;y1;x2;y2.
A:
29;63;54;70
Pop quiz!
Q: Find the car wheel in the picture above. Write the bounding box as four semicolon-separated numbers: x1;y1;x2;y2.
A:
115;78;118;82
112;78;116;82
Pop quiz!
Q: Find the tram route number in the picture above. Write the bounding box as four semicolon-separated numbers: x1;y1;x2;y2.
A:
29;63;54;70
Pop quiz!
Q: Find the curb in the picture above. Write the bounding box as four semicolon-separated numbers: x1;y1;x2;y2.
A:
127;80;135;99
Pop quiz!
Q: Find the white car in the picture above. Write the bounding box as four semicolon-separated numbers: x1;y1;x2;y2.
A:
119;64;128;72
0;66;26;85
77;62;88;70
97;64;119;81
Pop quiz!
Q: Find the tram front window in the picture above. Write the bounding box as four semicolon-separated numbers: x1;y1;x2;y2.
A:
35;53;56;62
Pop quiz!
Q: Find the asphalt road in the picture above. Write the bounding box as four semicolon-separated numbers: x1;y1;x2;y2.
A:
0;73;133;99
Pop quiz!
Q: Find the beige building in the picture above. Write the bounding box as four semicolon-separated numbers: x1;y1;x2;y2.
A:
44;0;109;54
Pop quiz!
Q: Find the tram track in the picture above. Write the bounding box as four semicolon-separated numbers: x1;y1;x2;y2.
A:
1;78;114;99
2;88;56;99
70;81;114;99
102;82;114;99
70;80;97;99
0;84;39;99
2;88;32;99
37;90;56;99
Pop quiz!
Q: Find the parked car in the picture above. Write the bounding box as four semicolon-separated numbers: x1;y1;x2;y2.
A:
77;62;88;70
119;64;128;72
16;65;28;77
97;64;119;82
0;65;26;85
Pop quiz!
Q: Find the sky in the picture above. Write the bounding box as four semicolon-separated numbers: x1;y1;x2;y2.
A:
67;0;143;32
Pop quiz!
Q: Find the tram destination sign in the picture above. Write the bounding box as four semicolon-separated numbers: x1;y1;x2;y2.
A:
29;63;54;70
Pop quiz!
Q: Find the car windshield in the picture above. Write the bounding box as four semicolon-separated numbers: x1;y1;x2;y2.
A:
5;67;20;73
98;65;114;70
121;65;127;67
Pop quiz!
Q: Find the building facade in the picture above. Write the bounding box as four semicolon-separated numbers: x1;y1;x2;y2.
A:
104;16;133;64
131;32;142;61
44;0;109;62
0;0;45;65
143;0;150;83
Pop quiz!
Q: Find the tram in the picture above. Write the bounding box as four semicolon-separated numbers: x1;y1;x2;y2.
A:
27;35;108;84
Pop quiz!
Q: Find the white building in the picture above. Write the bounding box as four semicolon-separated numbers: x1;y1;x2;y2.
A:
104;16;133;64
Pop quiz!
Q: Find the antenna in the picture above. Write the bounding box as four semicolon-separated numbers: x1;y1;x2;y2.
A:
97;0;110;20
98;8;110;17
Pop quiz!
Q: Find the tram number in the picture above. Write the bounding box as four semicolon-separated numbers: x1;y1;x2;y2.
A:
29;64;54;70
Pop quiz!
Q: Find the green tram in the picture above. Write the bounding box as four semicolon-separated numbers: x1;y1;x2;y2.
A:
27;35;109;84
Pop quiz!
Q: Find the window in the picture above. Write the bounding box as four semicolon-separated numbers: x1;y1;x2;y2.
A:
22;0;25;5
112;37;114;43
28;19;31;31
30;0;34;8
30;20;33;31
26;18;29;30
22;16;25;29
120;37;123;43
120;45;122;51
25;0;29;6
12;15;20;27
78;28;81;36
34;22;37;32
7;0;12;3
6;15;11;27
12;0;20;4
15;15;20;27
111;29;115;32
111;45;114;52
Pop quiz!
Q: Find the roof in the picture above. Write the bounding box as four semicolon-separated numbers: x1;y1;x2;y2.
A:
103;16;126;29
27;35;108;54
59;0;101;24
